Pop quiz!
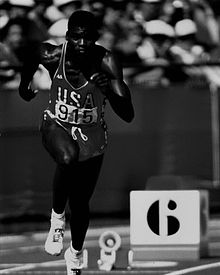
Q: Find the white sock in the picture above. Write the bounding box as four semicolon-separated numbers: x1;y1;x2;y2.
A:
51;209;65;220
70;243;82;258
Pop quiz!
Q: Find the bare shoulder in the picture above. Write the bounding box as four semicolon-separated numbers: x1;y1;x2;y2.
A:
40;42;62;65
40;42;61;54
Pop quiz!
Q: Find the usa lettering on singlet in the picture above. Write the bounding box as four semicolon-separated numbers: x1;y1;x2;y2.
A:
49;42;106;127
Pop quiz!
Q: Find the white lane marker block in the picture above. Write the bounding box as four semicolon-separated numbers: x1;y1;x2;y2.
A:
129;190;209;267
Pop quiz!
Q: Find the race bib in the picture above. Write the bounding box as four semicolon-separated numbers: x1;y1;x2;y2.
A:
55;101;98;124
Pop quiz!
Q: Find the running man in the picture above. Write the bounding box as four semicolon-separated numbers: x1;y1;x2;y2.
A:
19;10;134;275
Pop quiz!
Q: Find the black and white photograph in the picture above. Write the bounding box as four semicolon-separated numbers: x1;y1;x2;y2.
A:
1;0;220;274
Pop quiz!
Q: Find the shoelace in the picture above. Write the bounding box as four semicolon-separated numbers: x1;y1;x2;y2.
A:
53;228;64;242
69;254;84;269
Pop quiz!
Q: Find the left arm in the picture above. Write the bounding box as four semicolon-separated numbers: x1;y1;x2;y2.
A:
91;51;134;122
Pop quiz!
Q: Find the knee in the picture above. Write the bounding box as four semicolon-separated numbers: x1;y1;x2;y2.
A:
59;151;78;165
60;154;72;165
59;146;79;165
62;155;76;165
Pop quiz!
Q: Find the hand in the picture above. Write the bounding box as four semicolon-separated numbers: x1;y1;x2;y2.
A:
90;72;110;88
19;86;38;101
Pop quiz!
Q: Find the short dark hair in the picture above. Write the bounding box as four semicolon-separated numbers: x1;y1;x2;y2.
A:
67;10;99;38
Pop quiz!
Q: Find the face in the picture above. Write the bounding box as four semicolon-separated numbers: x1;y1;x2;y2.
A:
66;26;96;54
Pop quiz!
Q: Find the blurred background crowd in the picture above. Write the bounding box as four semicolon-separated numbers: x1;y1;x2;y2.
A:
1;0;220;90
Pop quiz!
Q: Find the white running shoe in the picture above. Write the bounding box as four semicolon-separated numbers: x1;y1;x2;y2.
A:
44;215;65;256
64;247;84;275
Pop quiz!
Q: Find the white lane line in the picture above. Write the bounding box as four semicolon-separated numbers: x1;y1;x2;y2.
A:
0;264;23;268
164;261;220;275
0;260;64;274
0;236;27;245
1;239;97;255
1;245;43;254
0;271;171;274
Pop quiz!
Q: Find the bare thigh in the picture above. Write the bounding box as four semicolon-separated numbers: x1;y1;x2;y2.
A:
40;118;79;165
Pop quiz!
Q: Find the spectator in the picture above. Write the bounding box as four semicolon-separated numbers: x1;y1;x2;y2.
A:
0;16;50;90
30;0;54;29
161;0;219;50
171;18;201;63
1;17;45;63
0;17;27;89
134;19;175;85
7;0;35;19
54;0;83;18
170;18;210;82
161;0;191;25
0;0;10;30
6;0;48;42
138;19;175;63
0;0;218;89
209;0;220;41
47;18;68;45
97;26;115;50
43;1;64;23
46;0;84;45
190;0;219;50
98;1;143;65
112;19;143;65
88;0;108;30
0;41;21;89
134;0;164;23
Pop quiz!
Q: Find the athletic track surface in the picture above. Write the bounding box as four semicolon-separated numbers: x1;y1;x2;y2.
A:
1;219;220;275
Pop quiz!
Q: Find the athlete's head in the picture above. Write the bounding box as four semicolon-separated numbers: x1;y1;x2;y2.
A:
66;10;99;54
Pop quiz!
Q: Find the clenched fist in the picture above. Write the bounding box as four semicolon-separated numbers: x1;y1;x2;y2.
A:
90;72;110;87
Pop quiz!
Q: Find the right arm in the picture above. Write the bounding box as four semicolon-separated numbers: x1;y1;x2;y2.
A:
19;43;60;101
19;43;41;101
